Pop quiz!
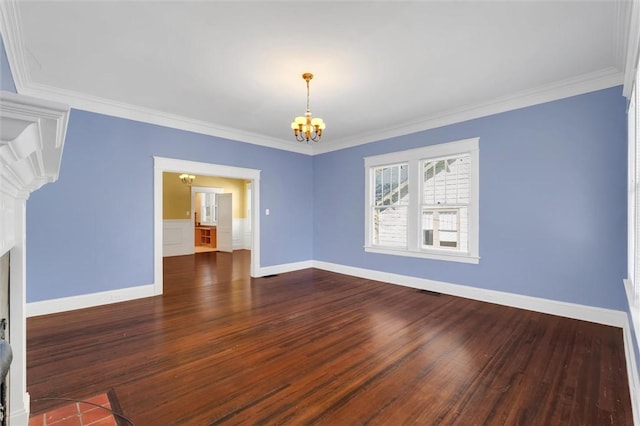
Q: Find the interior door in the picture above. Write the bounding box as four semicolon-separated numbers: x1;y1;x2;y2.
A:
216;193;233;252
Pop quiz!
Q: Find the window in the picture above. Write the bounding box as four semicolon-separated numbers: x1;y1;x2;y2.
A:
372;163;408;247
193;187;223;226
364;138;479;263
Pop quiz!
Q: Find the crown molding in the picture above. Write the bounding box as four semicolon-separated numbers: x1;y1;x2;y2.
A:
622;0;640;98
17;82;314;156
0;0;628;157
0;0;312;156
312;67;624;155
0;91;70;199
0;0;29;91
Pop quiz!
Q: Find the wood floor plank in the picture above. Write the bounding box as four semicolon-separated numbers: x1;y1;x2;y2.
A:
27;250;633;425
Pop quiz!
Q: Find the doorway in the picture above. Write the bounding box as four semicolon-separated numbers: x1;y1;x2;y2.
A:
153;157;261;297
192;186;225;253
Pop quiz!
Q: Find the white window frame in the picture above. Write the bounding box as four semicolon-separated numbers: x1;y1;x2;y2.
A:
627;65;640;357
364;137;480;264
192;186;224;226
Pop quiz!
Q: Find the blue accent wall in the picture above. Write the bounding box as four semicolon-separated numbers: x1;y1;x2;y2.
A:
26;110;314;302
314;87;628;311
0;35;17;93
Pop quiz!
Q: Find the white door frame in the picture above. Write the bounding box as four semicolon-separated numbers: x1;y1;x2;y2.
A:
153;157;261;295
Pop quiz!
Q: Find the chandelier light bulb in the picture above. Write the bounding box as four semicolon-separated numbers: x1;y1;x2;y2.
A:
291;72;325;143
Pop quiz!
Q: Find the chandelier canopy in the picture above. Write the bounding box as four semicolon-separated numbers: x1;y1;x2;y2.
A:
291;73;325;142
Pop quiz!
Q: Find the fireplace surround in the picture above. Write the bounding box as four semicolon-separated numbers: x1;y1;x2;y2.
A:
0;90;69;424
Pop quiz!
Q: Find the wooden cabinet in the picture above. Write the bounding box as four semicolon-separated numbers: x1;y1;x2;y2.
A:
195;226;217;248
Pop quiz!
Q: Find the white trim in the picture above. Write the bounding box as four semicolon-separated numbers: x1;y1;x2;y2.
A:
625;278;640;352
9;200;28;424
0;91;69;424
313;261;627;327
19;82;314;156
622;314;640;426
257;260;314;278
0;0;625;156
0;91;69;202
313;68;623;155
364;246;480;264
0;0;30;91
9;403;29;426
26;284;156;317
623;0;640;98
154;157;261;286
20;254;638;419
364;138;479;264
162;219;194;257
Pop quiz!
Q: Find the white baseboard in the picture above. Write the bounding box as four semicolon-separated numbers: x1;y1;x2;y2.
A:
26;284;156;317
23;257;638;420
10;391;29;426
622;317;640;426
312;261;639;419
312;261;627;327
256;260;314;278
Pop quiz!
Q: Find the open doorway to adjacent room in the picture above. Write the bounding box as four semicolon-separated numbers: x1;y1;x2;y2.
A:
153;157;261;296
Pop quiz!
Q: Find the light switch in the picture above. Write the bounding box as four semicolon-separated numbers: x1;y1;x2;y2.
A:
265;209;270;216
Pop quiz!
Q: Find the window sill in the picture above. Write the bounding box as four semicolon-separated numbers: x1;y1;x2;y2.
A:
364;246;480;264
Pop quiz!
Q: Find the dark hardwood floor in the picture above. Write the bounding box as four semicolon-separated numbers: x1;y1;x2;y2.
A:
27;250;633;425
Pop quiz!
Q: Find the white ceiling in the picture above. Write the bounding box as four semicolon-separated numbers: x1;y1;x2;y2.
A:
0;1;633;155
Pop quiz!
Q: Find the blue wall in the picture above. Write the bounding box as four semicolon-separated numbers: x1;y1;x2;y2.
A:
26;110;314;302
314;87;628;311
0;32;629;311
1;35;16;93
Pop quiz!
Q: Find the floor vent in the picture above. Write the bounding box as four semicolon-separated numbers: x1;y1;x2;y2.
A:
417;289;442;296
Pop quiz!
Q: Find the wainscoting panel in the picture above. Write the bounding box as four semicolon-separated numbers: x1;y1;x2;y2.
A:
233;218;250;249
163;220;193;257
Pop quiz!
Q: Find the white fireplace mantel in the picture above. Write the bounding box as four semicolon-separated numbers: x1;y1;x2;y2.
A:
0;90;69;424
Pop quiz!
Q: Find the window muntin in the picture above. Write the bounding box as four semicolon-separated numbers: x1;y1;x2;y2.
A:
372;163;408;247
364;138;479;264
422;209;462;250
421;154;470;253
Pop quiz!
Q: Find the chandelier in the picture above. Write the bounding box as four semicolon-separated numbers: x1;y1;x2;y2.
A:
291;72;326;142
179;174;195;185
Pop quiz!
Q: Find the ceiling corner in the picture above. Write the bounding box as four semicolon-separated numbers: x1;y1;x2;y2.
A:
0;0;31;93
621;0;640;98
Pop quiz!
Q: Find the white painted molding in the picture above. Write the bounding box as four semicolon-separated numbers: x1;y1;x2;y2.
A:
313;68;624;155
26;284;156;317
622;0;640;98
0;0;627;157
9;400;29;426
310;261;638;418
154;157;261;286
0;0;30;91
623;316;640;426
0;90;69;424
20;82;314;156
23;254;638;420
163;219;194;257
0;91;69;200
313;261;628;327
256;260;314;278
